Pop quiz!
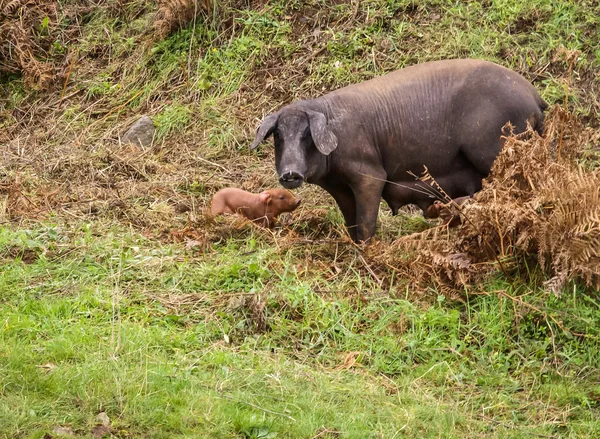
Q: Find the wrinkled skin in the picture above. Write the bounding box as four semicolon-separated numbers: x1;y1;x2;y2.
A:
210;187;301;228
250;59;547;242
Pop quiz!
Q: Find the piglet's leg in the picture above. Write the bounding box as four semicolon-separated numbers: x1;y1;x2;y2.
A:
426;195;472;227
251;217;270;228
211;202;234;216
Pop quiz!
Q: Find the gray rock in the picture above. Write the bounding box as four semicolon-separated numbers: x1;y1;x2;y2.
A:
52;426;75;437
122;115;155;147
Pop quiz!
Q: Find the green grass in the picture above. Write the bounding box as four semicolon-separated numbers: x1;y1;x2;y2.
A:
154;103;194;141
1;223;599;438
35;0;598;146
2;0;600;438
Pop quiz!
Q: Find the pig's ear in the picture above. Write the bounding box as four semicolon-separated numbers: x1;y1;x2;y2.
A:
250;113;279;150
306;109;338;155
259;191;271;204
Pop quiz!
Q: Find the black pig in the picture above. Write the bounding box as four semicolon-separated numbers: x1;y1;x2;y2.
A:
250;59;547;242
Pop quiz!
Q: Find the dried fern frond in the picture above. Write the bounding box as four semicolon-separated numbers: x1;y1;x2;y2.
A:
1;0;31;15
374;106;600;296
0;0;58;89
154;0;212;40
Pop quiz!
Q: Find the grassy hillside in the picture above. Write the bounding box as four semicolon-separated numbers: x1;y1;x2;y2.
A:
1;0;600;438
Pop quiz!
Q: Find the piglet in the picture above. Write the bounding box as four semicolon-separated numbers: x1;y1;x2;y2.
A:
426;195;471;227
210;188;301;228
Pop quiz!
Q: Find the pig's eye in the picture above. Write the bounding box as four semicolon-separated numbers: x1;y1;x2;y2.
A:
280;196;284;200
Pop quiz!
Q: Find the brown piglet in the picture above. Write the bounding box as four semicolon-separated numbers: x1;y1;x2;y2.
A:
210;188;301;228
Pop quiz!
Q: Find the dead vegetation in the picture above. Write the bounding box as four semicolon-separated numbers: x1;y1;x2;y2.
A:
154;0;213;40
371;106;600;295
0;0;61;89
0;0;212;90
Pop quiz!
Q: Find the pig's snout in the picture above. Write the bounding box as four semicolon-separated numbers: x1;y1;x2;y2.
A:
279;170;304;189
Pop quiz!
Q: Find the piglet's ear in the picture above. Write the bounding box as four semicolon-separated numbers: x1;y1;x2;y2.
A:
250;113;279;150
259;192;271;204
306;109;338;155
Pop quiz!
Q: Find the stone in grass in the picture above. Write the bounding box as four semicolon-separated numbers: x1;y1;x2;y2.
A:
52;426;75;437
91;412;112;438
122;115;155;147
